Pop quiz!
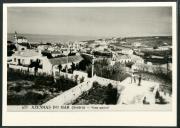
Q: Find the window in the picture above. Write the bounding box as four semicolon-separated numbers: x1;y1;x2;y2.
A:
18;59;21;65
14;58;16;62
22;59;24;64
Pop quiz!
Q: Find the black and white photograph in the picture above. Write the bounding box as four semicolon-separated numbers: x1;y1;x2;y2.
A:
2;2;177;126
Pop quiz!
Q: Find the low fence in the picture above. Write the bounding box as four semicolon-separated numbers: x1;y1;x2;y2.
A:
8;64;48;76
54;70;88;84
9;64;35;74
54;71;73;79
92;75;121;88
43;79;93;105
132;63;168;74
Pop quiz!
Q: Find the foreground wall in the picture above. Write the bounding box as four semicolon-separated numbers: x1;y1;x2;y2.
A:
43;79;93;105
43;75;124;105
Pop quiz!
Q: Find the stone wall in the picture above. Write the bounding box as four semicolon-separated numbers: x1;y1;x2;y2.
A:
9;64;48;75
92;75;121;88
43;80;93;105
54;70;88;83
43;76;125;106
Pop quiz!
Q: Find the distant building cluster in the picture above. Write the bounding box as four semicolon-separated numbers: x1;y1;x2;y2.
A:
7;31;172;77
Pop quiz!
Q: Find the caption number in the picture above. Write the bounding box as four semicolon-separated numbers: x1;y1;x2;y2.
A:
22;105;28;109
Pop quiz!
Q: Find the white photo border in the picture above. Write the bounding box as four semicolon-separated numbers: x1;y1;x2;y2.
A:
2;2;177;126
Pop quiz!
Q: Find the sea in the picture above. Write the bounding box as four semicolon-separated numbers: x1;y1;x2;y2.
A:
7;33;103;44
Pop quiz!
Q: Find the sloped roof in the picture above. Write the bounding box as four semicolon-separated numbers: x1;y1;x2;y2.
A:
13;50;40;57
17;36;27;39
117;55;131;60
51;51;62;54
18;43;31;48
117;54;143;61
49;55;83;65
129;55;143;61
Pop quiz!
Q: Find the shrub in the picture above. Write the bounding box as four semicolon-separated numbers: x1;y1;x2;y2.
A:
80;76;85;83
92;81;99;88
73;83;118;105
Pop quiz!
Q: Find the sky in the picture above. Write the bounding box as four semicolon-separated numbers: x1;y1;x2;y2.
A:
7;7;172;37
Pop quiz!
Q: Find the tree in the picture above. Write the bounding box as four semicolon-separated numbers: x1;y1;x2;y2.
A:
80;76;85;83
79;60;89;71
125;61;134;68
71;62;76;72
153;45;158;49
155;90;160;99
164;51;170;76
105;83;118;105
34;60;40;76
29;59;41;76
74;75;78;82
144;52;151;59
7;50;14;56
58;64;62;73
7;43;17;56
41;51;53;59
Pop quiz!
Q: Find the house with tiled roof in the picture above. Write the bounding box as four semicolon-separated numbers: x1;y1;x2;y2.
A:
8;49;52;74
9;50;42;66
14;31;28;44
16;36;28;44
8;47;84;76
116;55;132;63
49;55;83;71
51;51;64;57
112;53;144;64
116;47;133;55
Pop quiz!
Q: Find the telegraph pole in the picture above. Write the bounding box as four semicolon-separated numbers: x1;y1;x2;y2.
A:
66;47;69;73
66;55;68;73
166;51;169;75
91;55;94;77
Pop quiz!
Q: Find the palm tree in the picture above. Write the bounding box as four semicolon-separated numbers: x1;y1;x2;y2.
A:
71;62;76;73
58;64;62;73
34;59;41;76
164;51;169;75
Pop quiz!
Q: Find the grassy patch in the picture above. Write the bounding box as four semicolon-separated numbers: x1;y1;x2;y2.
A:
7;69;77;105
72;82;119;105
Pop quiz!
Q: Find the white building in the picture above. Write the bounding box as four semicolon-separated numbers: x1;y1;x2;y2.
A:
120;41;127;44
158;46;172;51
49;55;83;74
132;63;170;74
94;45;108;51
51;51;63;57
117;48;133;55
47;46;55;52
68;42;80;51
8;49;52;74
114;54;144;64
129;54;144;64
37;45;49;51
14;32;28;44
50;55;83;69
60;48;70;56
133;42;142;47
16;37;28;44
116;55;132;63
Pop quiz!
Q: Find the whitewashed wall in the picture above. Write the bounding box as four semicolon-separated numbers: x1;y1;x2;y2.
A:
92;75;121;88
43;80;93;105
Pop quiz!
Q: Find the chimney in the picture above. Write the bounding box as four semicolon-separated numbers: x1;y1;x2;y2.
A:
38;49;42;55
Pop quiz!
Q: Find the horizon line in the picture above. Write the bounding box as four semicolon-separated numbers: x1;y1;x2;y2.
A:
7;32;172;38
